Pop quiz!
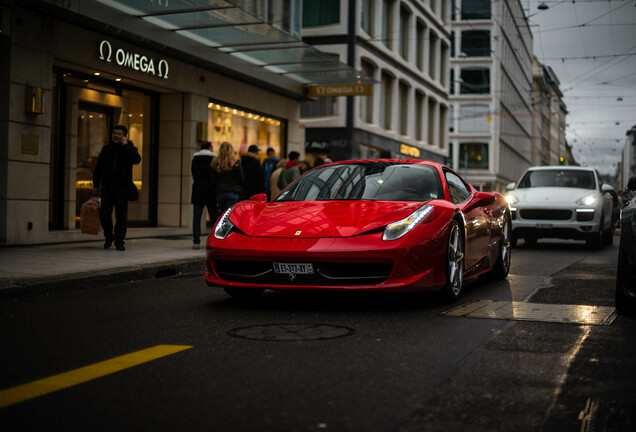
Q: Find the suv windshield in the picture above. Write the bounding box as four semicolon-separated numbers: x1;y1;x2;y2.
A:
275;162;444;202
518;169;596;190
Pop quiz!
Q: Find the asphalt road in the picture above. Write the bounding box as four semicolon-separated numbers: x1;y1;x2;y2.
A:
1;237;634;432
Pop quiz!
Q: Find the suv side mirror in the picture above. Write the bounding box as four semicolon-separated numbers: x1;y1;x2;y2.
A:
506;182;516;191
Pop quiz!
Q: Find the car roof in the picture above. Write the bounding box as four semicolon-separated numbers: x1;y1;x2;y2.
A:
526;166;595;172
330;159;445;169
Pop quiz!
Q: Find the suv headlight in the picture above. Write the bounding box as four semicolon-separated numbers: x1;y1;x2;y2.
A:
383;205;434;241
214;207;235;239
576;194;596;206
505;193;518;205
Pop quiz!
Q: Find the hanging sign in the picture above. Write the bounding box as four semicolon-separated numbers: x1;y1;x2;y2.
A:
98;40;170;79
308;83;373;97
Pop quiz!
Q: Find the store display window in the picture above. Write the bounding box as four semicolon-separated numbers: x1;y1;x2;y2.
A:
207;101;285;159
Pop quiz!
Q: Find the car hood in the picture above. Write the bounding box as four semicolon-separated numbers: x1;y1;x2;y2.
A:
229;200;427;238
512;187;595;203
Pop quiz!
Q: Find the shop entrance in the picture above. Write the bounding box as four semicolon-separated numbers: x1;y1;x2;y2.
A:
50;69;156;232
76;103;113;227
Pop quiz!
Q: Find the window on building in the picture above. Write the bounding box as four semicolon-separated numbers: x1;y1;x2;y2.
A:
399;6;410;60
361;0;374;35
439;105;447;148
360;59;376;123
429;31;438;80
450;69;455;94
382;0;394;50
301;98;337;117
399;81;410;135
440;43;449;86
451;0;456;20
458;103;490;132
459;142;489;169
449;104;455;132
451;30;455;57
416;21;426;70
270;0;297;36
428;98;436;145
461;30;490;57
415;91;425;141
381;71;394;130
303;0;339;27
461;0;490;20
460;68;490;94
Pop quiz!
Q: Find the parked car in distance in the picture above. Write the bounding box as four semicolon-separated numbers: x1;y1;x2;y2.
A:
616;176;636;314
506;166;614;249
205;159;512;301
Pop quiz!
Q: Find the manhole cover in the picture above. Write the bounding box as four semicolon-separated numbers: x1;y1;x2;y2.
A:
228;324;355;341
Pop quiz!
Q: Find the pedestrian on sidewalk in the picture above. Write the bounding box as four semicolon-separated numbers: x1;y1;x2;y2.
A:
262;147;280;200
212;141;245;218
268;158;287;199
240;145;266;199
93;125;141;251
191;141;217;249
277;151;301;190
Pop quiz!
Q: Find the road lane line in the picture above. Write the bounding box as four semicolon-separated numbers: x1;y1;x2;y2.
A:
0;344;192;409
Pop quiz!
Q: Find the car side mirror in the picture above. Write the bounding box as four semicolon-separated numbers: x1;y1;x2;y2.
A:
601;184;614;193
506;182;516;191
250;193;268;203
465;192;496;212
627;176;636;191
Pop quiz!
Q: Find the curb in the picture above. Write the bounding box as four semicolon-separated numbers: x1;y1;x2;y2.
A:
0;258;206;302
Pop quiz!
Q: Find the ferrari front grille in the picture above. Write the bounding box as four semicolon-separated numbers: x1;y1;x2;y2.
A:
214;260;393;286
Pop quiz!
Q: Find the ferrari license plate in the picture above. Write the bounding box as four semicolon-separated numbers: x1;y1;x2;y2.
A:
273;262;314;275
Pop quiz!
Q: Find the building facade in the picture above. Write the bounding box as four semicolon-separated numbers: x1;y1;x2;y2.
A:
0;0;367;246
531;58;568;167
448;0;533;191
300;0;451;164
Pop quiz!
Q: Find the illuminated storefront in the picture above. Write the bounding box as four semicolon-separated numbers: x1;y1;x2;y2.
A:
208;102;285;158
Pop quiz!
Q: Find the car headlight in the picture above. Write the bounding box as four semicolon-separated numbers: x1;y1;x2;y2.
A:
383;205;434;241
214;207;235;240
576;194;596;206
505;193;518;205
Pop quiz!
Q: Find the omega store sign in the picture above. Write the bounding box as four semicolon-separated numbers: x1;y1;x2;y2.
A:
98;40;170;79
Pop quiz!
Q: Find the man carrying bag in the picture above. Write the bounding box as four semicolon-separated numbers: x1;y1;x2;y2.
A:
93;125;141;251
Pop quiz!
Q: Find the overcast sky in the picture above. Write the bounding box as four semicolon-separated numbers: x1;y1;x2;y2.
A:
524;0;636;176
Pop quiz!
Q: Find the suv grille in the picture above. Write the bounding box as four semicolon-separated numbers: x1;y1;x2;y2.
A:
519;209;572;220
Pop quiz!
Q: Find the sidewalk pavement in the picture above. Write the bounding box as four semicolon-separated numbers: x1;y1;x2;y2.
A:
0;236;206;302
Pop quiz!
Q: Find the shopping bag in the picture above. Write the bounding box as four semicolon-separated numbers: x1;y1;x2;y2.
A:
80;195;101;235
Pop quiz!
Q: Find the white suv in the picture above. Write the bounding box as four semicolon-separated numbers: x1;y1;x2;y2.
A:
506;166;614;249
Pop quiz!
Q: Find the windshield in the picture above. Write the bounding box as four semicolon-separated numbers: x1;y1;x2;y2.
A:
274;162;444;202
518;169;596;190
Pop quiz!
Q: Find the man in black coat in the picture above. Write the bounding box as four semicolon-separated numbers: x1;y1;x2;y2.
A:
191;141;217;249
93;125;141;251
240;145;266;199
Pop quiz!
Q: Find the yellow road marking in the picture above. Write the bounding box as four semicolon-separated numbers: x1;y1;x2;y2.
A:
0;344;192;409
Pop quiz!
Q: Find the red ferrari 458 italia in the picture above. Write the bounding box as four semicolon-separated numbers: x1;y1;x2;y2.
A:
205;159;511;300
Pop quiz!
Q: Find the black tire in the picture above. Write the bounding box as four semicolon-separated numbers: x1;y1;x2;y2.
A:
616;247;636;314
440;220;465;302
223;287;265;298
510;233;518;248
488;215;511;280
587;218;604;250
603;221;614;246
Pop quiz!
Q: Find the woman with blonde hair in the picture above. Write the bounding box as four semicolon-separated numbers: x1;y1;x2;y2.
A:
212;142;245;218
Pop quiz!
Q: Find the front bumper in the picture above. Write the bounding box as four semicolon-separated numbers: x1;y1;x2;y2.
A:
510;205;601;240
204;229;449;292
